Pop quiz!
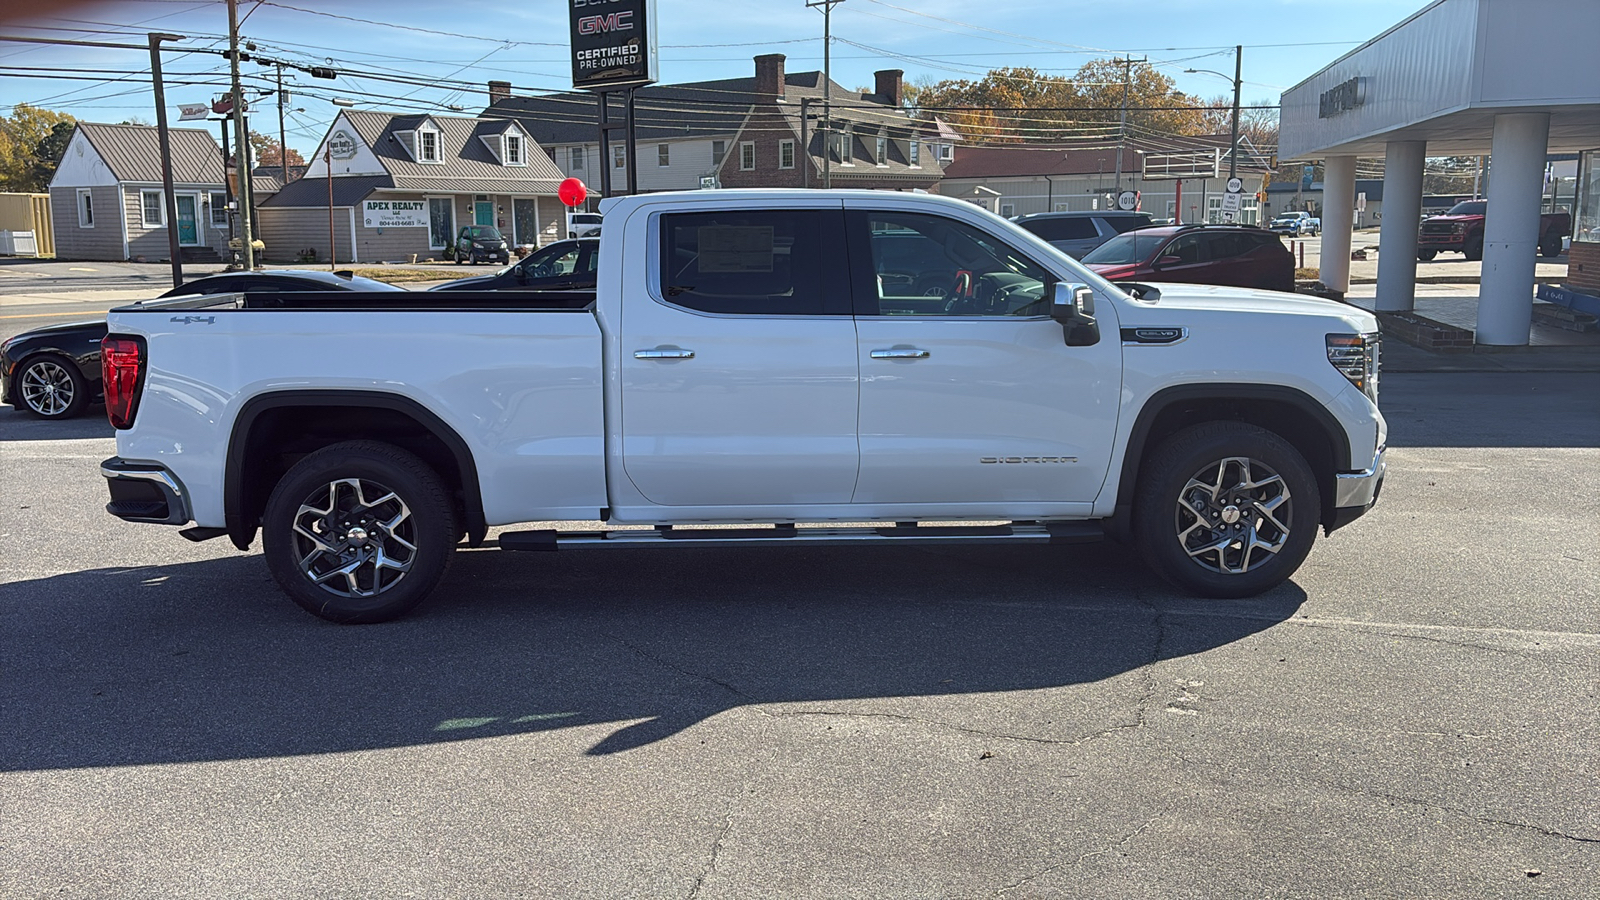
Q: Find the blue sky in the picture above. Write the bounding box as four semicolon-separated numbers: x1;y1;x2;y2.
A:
2;0;1435;158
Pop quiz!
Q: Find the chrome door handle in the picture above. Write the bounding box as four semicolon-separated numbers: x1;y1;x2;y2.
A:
870;348;930;359
634;348;695;360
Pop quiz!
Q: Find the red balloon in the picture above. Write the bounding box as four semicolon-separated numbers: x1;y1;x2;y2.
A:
558;177;588;208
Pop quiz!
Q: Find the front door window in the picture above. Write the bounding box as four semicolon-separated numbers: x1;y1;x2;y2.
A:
428;198;453;249
512;197;538;246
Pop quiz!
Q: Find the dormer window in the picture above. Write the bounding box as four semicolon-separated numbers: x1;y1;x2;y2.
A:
418;126;440;163
504;132;524;166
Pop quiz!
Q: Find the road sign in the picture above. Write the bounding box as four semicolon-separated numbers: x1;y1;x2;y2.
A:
1220;191;1242;222
1356;192;1368;212
1226;177;1243;194
1117;190;1139;211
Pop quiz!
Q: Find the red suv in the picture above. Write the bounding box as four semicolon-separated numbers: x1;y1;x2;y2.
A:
1080;224;1295;293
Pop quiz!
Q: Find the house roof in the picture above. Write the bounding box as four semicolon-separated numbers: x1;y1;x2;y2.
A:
942;135;1272;181
261;174;389;208
340;110;566;190
74;122;224;184
484;70;928;146
251;164;308;195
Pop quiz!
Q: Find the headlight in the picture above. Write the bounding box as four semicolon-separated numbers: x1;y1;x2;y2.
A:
1327;332;1381;403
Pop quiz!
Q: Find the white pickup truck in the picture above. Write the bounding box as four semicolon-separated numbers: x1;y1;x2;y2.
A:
100;190;1385;623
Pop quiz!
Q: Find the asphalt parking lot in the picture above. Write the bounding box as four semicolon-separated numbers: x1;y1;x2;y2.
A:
0;371;1595;898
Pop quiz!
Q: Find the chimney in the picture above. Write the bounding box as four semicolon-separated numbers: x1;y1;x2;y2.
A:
754;54;786;99
488;80;511;106
874;69;904;107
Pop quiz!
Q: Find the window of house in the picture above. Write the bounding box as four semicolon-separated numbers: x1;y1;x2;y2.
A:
76;189;93;228
614;145;626;169
658;143;670;167
1576;149;1600;244
855;211;1051;318
570;146;584;171
140;190;164;228
875;136;888;166
504;133;524;165
909;139;920;166
1000;203;1015;218
658;209;843;316
712;140;726;166
779;140;795;169
840;126;854;165
935;143;954;162
418;128;440;163
210;191;228;226
739;141;755;171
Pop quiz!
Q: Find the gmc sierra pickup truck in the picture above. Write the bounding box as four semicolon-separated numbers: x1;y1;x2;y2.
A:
100;189;1385;623
1416;200;1569;261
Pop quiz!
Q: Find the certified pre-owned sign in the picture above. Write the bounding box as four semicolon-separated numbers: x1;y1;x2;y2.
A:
570;0;657;90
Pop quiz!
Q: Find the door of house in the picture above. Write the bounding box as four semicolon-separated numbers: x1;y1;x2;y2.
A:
174;195;199;245
474;201;494;227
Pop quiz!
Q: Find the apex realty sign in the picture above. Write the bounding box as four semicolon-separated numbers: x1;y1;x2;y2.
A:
569;0;657;90
363;200;428;228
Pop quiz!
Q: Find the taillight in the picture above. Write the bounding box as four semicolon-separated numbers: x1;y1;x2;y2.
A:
101;335;146;429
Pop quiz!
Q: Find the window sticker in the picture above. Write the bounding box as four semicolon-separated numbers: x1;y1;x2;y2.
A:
697;225;774;273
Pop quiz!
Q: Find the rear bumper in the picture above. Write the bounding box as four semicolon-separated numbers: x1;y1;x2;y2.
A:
102;457;190;525
1327;445;1385;533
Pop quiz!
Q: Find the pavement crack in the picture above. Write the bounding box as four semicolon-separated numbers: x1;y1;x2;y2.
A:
686;804;737;900
611;637;750;700
992;816;1159;896
1338;784;1599;845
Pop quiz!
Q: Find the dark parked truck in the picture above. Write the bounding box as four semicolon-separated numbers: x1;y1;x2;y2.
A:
1416;200;1569;261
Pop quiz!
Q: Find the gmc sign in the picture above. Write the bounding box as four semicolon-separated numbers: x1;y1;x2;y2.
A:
570;0;657;90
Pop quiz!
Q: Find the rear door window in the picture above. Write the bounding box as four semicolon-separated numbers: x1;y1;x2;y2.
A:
658;209;849;316
1106;215;1153;234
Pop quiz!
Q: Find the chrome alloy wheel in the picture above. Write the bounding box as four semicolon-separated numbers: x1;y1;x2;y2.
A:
1175;456;1293;575
291;478;417;598
20;359;76;416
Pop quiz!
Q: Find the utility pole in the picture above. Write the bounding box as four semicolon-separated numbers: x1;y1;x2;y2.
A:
227;0;256;270
1112;56;1144;194
148;32;185;289
807;0;843;189
1228;45;1242;183
276;64;291;184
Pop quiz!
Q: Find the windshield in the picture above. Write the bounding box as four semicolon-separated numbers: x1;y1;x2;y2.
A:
1081;230;1166;266
465;226;504;240
1445;201;1487;217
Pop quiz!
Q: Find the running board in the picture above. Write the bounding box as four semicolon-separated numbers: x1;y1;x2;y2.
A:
497;521;1102;552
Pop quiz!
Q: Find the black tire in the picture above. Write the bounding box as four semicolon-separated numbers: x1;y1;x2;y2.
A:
15;354;89;419
262;441;455;623
454;250;464;266
1134;422;1320;598
1539;235;1562;258
1416;249;1437;262
1463;236;1483;262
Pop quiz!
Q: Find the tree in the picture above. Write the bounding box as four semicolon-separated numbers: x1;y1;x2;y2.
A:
120;115;153;126
249;132;305;169
0;103;76;191
26;121;76;191
911;58;1208;145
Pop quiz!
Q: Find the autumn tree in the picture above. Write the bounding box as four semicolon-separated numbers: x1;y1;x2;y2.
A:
913;59;1207;145
0;104;76;192
249;132;305;169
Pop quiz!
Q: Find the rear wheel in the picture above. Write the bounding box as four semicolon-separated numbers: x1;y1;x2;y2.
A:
262;441;455;623
1416;249;1437;262
1539;234;1562;257
1134;422;1320;598
16;355;88;419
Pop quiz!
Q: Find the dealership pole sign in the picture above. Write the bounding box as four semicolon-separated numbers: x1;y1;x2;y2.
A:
570;0;657;90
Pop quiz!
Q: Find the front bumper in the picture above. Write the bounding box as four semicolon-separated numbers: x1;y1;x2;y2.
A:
1327;445;1385;533
102;457;190;525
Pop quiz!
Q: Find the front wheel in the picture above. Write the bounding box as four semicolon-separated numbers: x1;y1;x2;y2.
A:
262;441;456;623
16;355;88;419
1539;235;1562;258
1134;422;1320;598
1416;249;1437;261
1463;236;1483;262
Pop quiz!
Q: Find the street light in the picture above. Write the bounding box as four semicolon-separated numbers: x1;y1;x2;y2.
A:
1185;44;1243;183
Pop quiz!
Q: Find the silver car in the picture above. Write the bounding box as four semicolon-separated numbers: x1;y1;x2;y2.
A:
1011;211;1154;258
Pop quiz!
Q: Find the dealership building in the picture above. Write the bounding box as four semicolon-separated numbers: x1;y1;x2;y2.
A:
1278;0;1600;345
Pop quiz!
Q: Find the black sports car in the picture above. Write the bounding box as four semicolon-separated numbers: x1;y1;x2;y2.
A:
1;270;404;419
430;238;598;292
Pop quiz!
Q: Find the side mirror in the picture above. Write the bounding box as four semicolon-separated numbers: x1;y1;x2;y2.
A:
1049;282;1099;346
1154;255;1183;268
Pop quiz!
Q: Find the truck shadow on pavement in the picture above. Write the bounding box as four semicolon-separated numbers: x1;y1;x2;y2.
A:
1;543;1304;769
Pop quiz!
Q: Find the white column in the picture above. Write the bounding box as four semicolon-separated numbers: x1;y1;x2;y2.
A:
1375;141;1426;312
1476;112;1550;346
1321;155;1357;296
